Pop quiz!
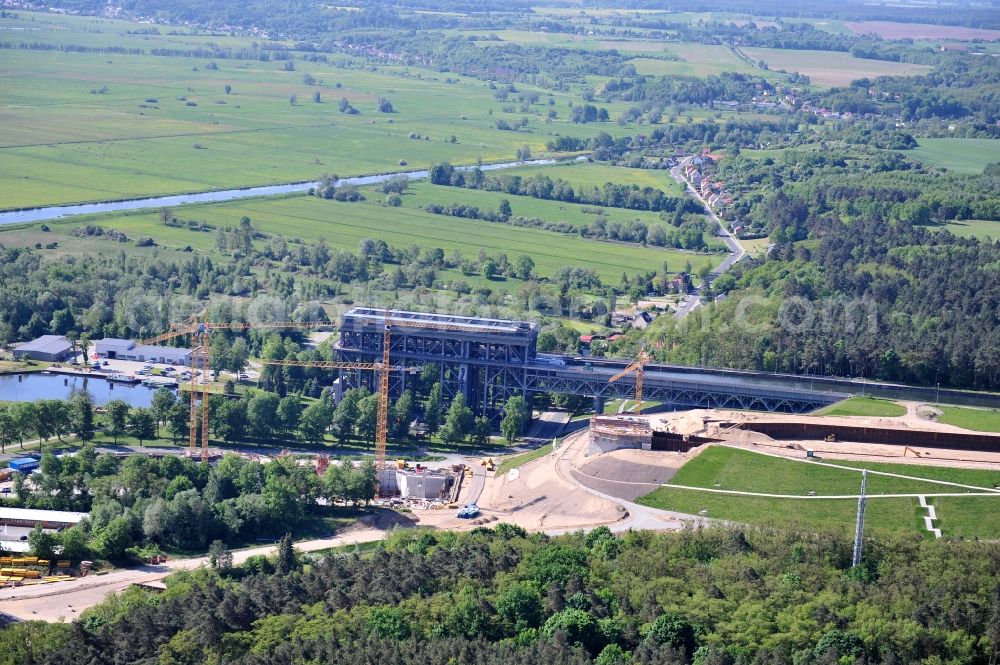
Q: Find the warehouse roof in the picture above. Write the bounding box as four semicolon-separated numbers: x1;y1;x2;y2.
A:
96;338;136;350
14;335;71;355
0;507;88;525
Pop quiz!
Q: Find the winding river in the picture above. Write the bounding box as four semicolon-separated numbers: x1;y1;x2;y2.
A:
0;158;569;226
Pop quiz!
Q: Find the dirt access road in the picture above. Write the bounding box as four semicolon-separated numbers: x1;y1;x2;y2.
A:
0;528;386;623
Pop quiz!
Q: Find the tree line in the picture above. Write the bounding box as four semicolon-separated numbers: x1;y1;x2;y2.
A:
8;520;1000;664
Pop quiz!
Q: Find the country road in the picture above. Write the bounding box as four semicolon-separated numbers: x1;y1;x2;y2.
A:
668;155;747;318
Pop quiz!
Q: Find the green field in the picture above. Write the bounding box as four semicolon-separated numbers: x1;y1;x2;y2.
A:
638;446;1000;537
0;13;640;210
937;406;1000;432
667;446;971;496
935;219;1000;240
0;193;718;283
910;138;1000;174
931;496;1000;539
637;488;923;536
495;442;554;476
631;44;759;78
813;396;907;417
740;47;933;87
393;181;726;250
502;162;683;193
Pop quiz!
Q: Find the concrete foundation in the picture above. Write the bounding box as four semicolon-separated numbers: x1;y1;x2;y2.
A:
396;469;452;499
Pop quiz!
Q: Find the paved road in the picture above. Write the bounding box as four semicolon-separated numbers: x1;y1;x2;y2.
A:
668;156;747;319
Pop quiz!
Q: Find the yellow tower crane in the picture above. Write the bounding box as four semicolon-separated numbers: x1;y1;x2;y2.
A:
139;320;335;462
609;350;652;413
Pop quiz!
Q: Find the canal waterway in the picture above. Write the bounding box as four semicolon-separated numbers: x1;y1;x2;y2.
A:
0;373;163;407
0;158;566;226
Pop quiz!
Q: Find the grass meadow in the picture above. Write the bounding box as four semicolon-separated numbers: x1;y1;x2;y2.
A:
910;138;1000;174
0;192;720;283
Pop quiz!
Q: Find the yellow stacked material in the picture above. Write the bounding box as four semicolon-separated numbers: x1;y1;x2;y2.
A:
0;568;16;575
8;577;22;583
0;557;12;565
37;559;50;566
10;558;26;566
43;575;73;582
22;556;37;564
21;570;40;579
0;576;9;583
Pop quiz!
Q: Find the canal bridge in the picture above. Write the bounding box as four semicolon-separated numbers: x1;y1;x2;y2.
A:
336;308;842;417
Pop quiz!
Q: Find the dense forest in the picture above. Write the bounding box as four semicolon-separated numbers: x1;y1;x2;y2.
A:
4;524;1000;664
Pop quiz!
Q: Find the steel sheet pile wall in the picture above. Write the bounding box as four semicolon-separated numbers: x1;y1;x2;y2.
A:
740;422;1000;452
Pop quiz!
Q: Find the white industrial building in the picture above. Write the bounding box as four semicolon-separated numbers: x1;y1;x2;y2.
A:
95;338;192;365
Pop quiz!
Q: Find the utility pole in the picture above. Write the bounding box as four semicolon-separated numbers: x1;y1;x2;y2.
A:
852;470;868;567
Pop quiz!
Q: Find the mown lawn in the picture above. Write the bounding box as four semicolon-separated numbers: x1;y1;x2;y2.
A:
937;405;1000;433
495;442;554;476
813;396;906;417
931;495;1000;539
668;446;985;496
637;487;923;536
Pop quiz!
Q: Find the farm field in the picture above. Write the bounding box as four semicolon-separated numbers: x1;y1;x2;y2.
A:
910;138;1000;174
2;193;719;283
813;396;907;417
631;44;759;78
392;181;727;250
0;14;645;209
740;47;933;87
937;406;1000;433
501;162;683;193
842;20;1000;41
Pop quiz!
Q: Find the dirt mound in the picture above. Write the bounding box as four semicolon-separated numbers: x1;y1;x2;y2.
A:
475;447;625;530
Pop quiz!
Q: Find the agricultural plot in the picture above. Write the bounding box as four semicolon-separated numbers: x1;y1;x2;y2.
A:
631;43;759;78
740;47;933;87
390;181;727;250
502;162;683;193
933;219;1000;241
910;138;1000;174
842;21;1000;41
8;193;718;283
0;15;634;209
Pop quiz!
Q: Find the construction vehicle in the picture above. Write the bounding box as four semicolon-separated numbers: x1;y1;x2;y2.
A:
457;504;480;519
